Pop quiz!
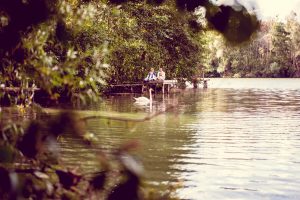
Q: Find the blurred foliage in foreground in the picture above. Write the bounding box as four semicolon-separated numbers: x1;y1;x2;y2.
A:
0;108;180;199
0;0;259;105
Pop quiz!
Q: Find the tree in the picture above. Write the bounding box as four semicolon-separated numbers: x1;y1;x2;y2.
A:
0;0;109;104
106;2;202;83
286;12;300;77
270;21;292;77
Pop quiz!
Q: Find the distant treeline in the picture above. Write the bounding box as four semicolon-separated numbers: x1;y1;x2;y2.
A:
203;14;300;78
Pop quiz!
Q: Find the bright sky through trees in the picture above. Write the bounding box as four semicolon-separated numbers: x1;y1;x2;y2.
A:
256;0;300;20
213;0;300;20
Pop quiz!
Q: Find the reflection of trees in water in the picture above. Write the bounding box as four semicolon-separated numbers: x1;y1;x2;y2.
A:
190;88;300;114
59;93;201;186
61;88;300;189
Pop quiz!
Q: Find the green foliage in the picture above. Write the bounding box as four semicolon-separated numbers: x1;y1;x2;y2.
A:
203;16;300;78
0;0;108;105
106;2;202;84
269;22;292;76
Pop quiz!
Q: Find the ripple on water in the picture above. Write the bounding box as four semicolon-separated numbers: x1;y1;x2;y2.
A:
60;79;300;200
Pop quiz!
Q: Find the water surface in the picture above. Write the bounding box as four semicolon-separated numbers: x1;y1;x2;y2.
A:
61;78;300;200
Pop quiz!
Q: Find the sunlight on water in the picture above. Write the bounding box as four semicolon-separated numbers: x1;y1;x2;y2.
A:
61;78;300;200
208;78;300;89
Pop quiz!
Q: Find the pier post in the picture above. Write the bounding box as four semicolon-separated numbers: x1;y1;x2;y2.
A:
142;85;145;93
203;80;208;89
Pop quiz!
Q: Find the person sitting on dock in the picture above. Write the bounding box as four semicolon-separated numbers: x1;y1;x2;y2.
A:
144;67;157;82
157;68;165;81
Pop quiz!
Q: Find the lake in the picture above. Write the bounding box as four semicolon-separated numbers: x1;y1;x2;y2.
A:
60;78;300;200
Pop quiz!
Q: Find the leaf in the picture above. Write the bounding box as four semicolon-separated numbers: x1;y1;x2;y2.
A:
119;140;141;153
34;171;50;179
119;153;144;177
83;132;98;145
108;170;140;200
0;145;15;163
206;5;259;43
17;121;44;159
89;171;107;191
56;169;82;189
0;167;11;196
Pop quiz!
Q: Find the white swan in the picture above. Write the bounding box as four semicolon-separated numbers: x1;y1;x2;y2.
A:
134;88;153;105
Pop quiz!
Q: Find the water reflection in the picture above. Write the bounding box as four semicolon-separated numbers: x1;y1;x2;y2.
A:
60;79;300;200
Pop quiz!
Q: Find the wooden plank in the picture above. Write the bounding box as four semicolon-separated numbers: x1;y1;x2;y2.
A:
110;80;177;93
163;80;177;84
111;83;143;87
111;80;176;87
0;87;40;92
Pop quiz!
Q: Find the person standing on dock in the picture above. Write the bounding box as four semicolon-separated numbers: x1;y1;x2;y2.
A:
144;67;157;81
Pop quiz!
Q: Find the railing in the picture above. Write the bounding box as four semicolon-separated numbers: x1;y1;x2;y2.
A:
110;80;178;93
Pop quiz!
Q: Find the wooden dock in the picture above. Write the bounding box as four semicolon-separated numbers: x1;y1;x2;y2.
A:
110;80;177;94
0;87;40;92
0;86;41;105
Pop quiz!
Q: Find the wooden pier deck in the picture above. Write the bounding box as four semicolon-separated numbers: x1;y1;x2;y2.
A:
0;87;40;92
110;80;177;94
